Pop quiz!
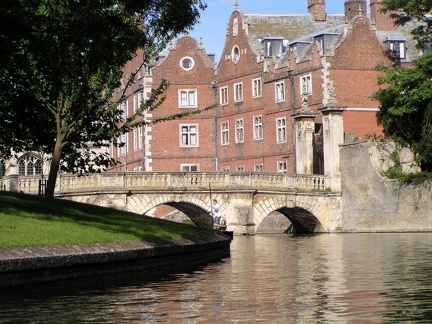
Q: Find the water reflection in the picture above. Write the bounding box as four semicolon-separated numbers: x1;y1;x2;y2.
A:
1;233;432;323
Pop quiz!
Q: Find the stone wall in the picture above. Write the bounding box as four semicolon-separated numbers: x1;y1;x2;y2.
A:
340;141;432;232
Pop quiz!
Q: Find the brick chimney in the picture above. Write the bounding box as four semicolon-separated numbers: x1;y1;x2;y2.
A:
370;0;398;31
345;0;367;23
308;0;326;21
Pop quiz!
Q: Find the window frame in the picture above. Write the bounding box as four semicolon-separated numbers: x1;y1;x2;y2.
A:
178;89;198;108
253;115;263;140
179;124;199;147
277;160;287;173
220;86;228;105
235;118;244;143
234;82;243;102
181;163;199;172
252;77;262;98
221;121;230;145
275;81;285;102
276;117;287;143
300;74;312;96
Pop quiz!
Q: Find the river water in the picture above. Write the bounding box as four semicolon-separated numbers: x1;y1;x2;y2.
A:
1;233;432;323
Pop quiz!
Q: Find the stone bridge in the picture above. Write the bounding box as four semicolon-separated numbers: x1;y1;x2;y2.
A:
13;172;342;235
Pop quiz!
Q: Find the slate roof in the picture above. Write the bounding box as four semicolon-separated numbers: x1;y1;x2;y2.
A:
244;13;346;55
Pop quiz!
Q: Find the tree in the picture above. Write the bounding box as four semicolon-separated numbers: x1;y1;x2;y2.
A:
372;0;432;172
381;0;432;49
0;0;208;197
373;54;432;172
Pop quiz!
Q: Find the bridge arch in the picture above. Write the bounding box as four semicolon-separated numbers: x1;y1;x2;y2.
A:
126;192;228;229
253;193;327;234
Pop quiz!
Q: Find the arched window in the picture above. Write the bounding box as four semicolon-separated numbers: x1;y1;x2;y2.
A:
18;155;42;176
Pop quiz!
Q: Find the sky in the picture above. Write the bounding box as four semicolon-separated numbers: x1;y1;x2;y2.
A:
187;0;353;63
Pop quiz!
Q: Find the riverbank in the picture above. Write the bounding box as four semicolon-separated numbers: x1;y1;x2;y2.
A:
0;234;231;288
0;192;231;287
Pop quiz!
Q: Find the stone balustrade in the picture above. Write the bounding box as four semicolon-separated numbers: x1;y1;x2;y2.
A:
3;172;329;195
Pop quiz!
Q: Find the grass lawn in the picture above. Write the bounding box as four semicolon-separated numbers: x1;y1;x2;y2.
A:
0;191;215;248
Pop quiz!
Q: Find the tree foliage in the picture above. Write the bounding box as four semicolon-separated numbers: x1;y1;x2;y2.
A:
0;0;207;197
381;0;432;49
373;53;432;172
373;0;432;172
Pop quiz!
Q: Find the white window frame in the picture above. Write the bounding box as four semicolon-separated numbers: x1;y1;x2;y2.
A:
255;163;264;172
178;89;198;108
181;164;199;171
138;126;143;149
222;166;230;172
253;115;263;140
301;74;312;96
234;82;243;102
220;86;228;105
235;118;244;143
236;165;245;171
252;77;262;98
275;81;285;102
277;160;287;173
276;117;287;143
221;121;229;145
133;128;138;151
180;124;199;147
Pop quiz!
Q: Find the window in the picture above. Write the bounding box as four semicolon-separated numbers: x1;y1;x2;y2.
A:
236;165;245;171
180;124;198;147
301;74;312;96
253;115;263;140
222;166;230;172
121;101;128;121
233;18;238;36
275;81;285;102
133;128;138;151
277;161;287;173
232;45;240;63
180;57;195;71
133;95;137;114
220;86;228;105
255;163;264;172
179;90;197;107
181;164;199;171
120;133;128;156
221;121;229;145
276;117;287;143
18;155;42;176
235;118;244;143
252;78;262;98
138;126;143;149
234;82;243;102
385;40;406;59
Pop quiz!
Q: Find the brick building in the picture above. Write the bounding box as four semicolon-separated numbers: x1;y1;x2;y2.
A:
108;0;420;176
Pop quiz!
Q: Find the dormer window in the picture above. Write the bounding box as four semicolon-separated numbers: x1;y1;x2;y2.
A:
261;37;285;58
314;33;338;53
384;39;406;59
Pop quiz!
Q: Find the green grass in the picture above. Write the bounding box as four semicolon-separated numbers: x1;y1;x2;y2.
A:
0;192;216;248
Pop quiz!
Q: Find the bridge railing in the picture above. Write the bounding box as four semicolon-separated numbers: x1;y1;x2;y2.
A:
11;172;329;195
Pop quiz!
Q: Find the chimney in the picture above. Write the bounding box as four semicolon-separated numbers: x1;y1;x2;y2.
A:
370;0;398;31
344;0;367;23
308;0;326;22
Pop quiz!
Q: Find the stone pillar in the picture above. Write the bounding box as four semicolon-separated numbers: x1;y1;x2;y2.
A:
8;174;19;192
319;103;345;191
292;105;317;175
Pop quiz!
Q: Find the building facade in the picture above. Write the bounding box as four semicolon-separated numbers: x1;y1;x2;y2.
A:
108;0;419;176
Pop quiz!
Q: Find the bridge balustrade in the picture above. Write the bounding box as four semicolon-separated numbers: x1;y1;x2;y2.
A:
10;172;328;195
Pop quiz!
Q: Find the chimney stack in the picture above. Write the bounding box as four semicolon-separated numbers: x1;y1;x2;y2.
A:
370;0;398;31
308;0;326;22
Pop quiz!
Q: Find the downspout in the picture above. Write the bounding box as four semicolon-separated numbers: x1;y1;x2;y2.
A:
211;81;219;171
288;70;296;173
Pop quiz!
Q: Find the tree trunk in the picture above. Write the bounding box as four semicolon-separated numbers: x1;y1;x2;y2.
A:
45;140;63;198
